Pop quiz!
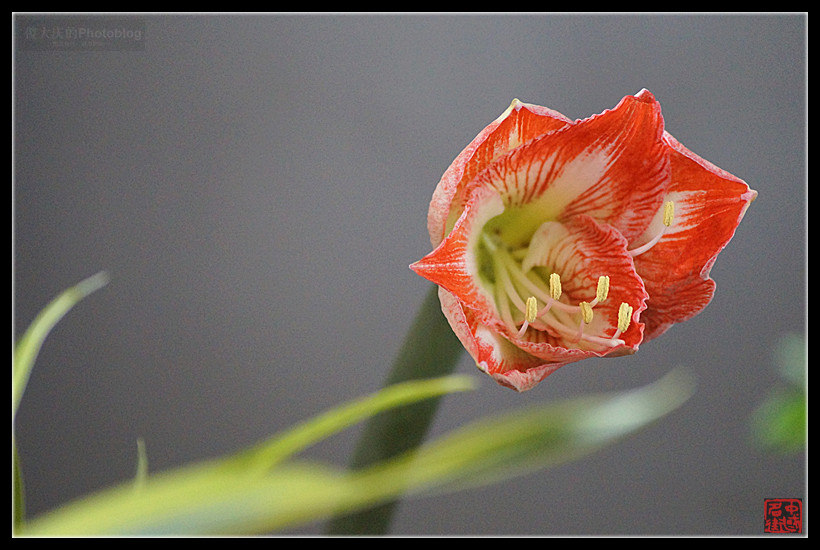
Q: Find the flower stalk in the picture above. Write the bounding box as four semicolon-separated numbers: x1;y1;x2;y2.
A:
325;284;464;535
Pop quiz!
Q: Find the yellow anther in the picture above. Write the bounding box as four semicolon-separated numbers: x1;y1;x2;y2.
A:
628;201;675;258
617;302;633;333
662;201;674;227
525;296;538;323
549;273;562;301
579;301;593;324
595;275;610;303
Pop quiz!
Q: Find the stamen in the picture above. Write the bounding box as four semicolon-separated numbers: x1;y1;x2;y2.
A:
516;296;538;338
575;301;593;342
532;272;560;317
493;247;571;319
628;200;675;257
612;302;633;339
525;295;538;323
579;301;593;324
532;303;626;349
591;275;609;306
549;273;562;300
492;254;522;335
662;200;674;227
486;242;626;349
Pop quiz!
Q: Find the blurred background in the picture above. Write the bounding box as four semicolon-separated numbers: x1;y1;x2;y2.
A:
13;14;805;535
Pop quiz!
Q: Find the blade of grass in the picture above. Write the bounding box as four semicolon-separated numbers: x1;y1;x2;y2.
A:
13;271;109;420
134;438;149;492
13;271;109;531
224;374;477;475
20;375;476;535
22;369;693;535
352;368;696;499
13;441;25;532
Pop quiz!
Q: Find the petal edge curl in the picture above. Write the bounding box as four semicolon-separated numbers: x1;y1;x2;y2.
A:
427;100;573;247
634;132;757;341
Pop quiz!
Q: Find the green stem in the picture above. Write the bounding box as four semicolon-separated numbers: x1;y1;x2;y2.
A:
325;284;464;535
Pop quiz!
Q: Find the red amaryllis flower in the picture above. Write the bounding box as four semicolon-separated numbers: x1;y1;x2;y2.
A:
411;89;756;391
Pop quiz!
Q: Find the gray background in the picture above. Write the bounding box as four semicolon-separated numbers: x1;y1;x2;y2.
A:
13;14;806;535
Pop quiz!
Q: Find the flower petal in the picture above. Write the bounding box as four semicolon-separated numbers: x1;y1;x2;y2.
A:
427;100;573;247
438;287;579;392
413;90;755;392
464;89;670;244
518;214;648;352
633;132;757;340
427;214;649;392
411;186;506;327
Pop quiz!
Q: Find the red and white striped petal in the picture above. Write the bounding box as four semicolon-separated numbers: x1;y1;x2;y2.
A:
518;215;648;352
463;89;670;244
633;132;757;341
427;100;572;247
438;287;586;392
412;90;756;391
411;186;507;329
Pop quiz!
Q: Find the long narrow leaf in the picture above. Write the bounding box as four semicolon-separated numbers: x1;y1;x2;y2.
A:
352;368;696;498
13;271;109;420
23;370;693;535
13;272;109;532
326;284;464;533
21;374;476;535
133;438;149;491
13;442;25;532
219;374;477;475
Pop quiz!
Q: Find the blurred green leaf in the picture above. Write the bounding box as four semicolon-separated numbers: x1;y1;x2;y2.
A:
750;390;806;454
20;375;476;535
773;332;806;387
749;333;806;454
13;443;25;532
22;369;694;535
14;277;694;536
23;458;352;535
13;272;109;532
351;368;696;498
133;438;148;492
218;374;477;475
13;271;109;420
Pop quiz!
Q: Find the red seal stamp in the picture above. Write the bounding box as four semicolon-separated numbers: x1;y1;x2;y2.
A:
764;498;802;534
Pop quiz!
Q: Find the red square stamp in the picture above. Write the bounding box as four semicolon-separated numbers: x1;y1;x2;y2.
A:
764;498;803;534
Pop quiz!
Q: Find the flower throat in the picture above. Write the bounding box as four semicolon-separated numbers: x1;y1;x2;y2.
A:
476;201;674;350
